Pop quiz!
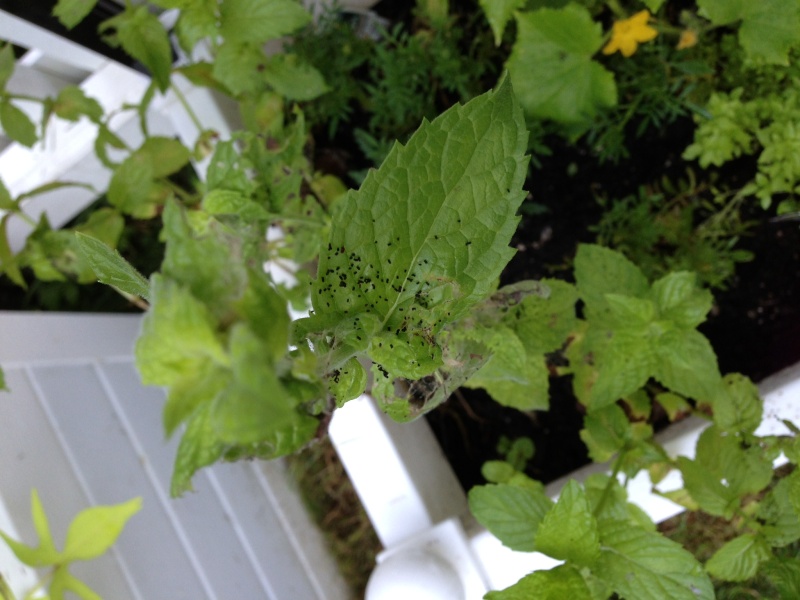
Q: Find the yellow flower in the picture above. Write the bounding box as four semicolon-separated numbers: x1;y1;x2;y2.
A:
602;10;658;58
676;29;698;51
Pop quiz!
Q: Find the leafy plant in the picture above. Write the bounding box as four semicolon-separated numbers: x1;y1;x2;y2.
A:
0;491;141;600
469;375;800;599
591;173;755;289
684;86;800;212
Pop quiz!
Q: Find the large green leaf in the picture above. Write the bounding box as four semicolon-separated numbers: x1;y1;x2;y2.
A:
535;480;600;566
468;483;552;552
101;6;172;91
697;0;800;65
219;0;311;44
595;519;714;600
311;79;527;383
507;6;616;126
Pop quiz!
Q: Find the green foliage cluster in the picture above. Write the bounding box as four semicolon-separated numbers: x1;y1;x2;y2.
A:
685;87;800;212
592;173;754;289
0;491;140;600
0;1;797;597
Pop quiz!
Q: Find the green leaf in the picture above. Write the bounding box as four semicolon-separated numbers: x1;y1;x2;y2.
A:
507;6;616;126
535;480;600;566
212;42;268;97
757;472;800;547
574;327;655;409
580;403;633;463
220;0;311;44
575;244;649;321
462;326;549;410
697;0;800;65
486;564;593;600
0;490;61;566
761;556;800;598
62;498;142;561
107;154;158;218
135;275;229;387
262;53;329;101
75;233;151;301
653;329;721;402
0;44;15;89
712;373;762;434
705;534;772;582
0;100;37;147
160;201;247;316
479;0;527;46
651;271;712;328
202;190;270;221
176;0;218;54
679;426;773;518
312;78;528;357
163;361;231;436
0;368;6;392
468;483;553;552
53;0;99;29
503;279;578;356
0;215;26;288
210;325;318;446
328;357;367;407
101;6;172;91
53;86;103;123
171;402;226;496
138;137;191;178
595;519;714;600
655;392;691;421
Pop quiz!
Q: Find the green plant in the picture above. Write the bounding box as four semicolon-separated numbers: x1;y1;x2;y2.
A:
469;376;800;599
0;491;140;600
591;173;755;289
684;86;800;212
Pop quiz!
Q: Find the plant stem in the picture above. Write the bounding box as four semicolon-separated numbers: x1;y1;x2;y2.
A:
593;449;626;518
170;83;204;134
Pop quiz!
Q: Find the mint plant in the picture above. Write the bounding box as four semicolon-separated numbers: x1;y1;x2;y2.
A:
0;491;141;600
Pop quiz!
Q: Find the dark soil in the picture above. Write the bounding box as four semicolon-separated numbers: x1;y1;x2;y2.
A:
426;122;800;492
